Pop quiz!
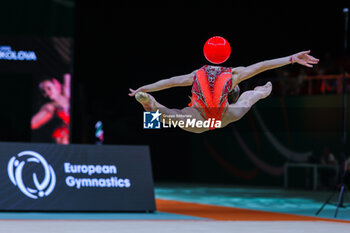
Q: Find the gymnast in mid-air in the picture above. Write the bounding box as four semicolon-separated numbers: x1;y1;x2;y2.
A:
129;36;319;133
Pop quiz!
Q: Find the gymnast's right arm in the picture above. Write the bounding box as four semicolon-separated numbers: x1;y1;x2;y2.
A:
31;103;55;129
128;71;195;96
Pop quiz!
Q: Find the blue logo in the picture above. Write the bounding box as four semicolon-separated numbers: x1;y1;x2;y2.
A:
0;46;37;61
143;110;161;129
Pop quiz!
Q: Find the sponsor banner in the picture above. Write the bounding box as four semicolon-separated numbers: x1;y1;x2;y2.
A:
0;142;155;212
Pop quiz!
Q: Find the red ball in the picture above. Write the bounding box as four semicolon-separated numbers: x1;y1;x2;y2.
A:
203;36;231;64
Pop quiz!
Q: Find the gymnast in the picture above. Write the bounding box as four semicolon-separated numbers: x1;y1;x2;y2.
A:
129;37;319;133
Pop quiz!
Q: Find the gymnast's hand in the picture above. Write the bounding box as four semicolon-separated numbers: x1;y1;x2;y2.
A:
291;50;319;68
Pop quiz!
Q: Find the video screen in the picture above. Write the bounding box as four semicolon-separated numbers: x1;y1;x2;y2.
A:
0;37;73;144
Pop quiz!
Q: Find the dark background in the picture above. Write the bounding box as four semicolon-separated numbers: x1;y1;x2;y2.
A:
1;1;349;184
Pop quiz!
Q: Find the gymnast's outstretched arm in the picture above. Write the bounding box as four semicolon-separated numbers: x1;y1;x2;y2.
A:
232;50;319;85
129;71;196;96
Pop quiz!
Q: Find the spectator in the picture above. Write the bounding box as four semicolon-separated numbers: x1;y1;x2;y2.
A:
320;147;337;165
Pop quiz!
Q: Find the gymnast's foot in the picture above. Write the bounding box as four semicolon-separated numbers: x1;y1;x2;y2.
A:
135;92;157;112
254;81;272;99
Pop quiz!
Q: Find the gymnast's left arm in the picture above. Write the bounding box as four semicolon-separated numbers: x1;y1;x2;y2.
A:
128;71;195;96
233;50;319;84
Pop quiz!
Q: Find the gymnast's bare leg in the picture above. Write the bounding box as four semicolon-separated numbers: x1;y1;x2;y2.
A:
221;81;272;127
135;92;207;133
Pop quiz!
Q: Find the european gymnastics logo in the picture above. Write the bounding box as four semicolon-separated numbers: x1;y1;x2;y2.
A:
7;151;56;199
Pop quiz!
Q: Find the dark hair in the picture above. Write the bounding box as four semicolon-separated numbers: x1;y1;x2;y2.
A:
38;76;62;97
228;85;240;104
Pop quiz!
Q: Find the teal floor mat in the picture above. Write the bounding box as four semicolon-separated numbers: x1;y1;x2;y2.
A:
155;183;350;220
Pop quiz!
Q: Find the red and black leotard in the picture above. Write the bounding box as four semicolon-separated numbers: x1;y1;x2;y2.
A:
189;65;233;129
51;106;70;139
